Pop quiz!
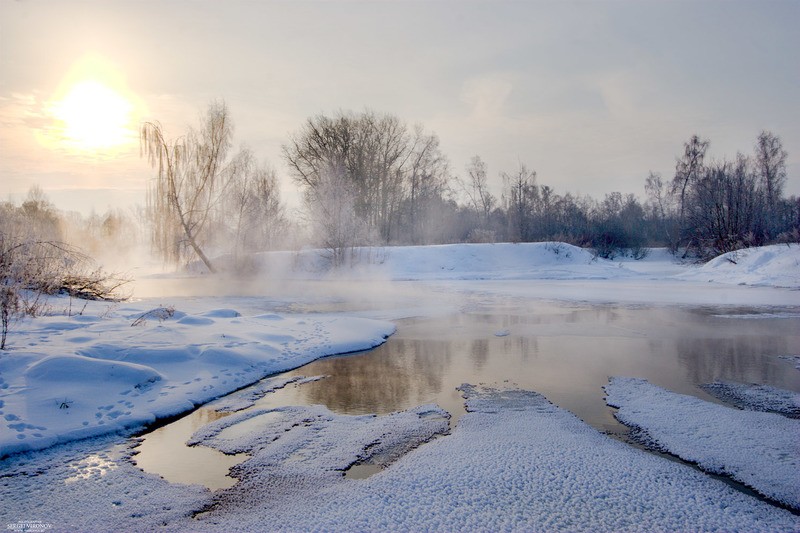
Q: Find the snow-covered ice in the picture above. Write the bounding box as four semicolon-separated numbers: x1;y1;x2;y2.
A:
6;385;797;532
0;435;213;532
701;380;800;418
605;377;800;510
189;384;797;531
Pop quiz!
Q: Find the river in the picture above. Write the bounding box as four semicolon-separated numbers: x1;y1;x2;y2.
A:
133;292;800;489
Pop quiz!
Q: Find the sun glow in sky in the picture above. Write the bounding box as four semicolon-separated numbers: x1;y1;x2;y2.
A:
0;1;797;214
51;80;133;150
37;54;143;157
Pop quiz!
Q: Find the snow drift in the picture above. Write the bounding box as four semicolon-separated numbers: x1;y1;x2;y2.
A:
248;242;800;289
678;244;800;288
0;303;394;458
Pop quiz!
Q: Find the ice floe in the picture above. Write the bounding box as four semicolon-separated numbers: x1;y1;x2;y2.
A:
605;377;800;510
191;385;798;531
701;380;800;418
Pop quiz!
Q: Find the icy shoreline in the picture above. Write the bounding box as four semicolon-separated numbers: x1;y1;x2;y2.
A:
3;242;799;458
1;243;798;531
605;377;800;510
3;384;797;532
0;302;394;458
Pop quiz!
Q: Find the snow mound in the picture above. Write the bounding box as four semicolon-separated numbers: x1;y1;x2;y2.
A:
701;381;800;418
26;355;163;386
382;242;604;280
678;244;800;288
605;377;800;510
0;302;395;458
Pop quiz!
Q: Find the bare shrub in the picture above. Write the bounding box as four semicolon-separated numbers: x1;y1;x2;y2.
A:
131;306;175;327
0;234;129;350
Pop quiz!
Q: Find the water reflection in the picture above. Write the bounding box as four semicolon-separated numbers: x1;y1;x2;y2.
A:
137;300;800;489
257;304;800;434
133;407;247;490
678;336;790;385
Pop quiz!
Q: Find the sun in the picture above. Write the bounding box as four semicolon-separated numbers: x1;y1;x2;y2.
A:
41;54;143;155
52;80;134;150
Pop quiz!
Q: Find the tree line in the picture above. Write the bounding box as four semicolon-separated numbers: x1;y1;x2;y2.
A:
4;102;797;279
140;103;796;270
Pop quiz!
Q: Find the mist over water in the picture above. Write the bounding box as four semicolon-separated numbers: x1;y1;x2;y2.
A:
135;283;800;489
256;303;800;430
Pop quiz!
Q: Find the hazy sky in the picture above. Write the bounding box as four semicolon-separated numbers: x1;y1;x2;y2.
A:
1;0;798;214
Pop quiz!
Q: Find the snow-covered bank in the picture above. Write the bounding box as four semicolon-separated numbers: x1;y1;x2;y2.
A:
0;300;394;458
248;242;800;289
677;244;800;288
190;385;797;531
253;242;633;282
605;377;800;510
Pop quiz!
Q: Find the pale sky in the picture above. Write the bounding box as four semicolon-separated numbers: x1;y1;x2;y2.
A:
1;0;798;215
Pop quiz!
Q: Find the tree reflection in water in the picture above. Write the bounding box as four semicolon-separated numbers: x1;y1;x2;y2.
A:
256;306;800;433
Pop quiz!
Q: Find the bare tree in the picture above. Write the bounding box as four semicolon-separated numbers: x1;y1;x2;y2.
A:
404;128;450;244
140;101;237;273
644;171;679;249
502;163;538;242
284;110;451;244
459;155;496;229
225;151;287;260
672;135;709;238
306;164;373;268
685;154;759;256
754;131;788;239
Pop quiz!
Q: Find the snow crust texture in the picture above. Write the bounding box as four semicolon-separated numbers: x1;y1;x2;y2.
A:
701;380;800;418
192;385;797;532
0;435;212;532
0;303;394;458
606;377;800;510
3;384;798;532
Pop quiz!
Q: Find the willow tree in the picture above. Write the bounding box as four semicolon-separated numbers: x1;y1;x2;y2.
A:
140;102;234;273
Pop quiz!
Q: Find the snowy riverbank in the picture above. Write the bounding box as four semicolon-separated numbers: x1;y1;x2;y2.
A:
3;384;797;532
249;242;800;288
3;243;799;458
1;242;798;532
0;303;393;458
